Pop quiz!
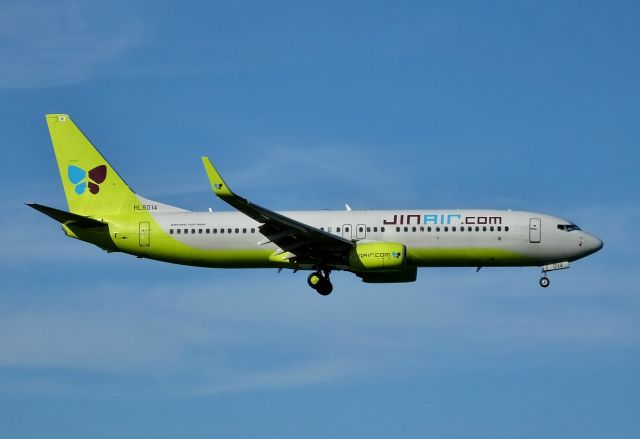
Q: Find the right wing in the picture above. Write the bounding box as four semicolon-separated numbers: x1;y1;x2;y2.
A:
201;157;354;266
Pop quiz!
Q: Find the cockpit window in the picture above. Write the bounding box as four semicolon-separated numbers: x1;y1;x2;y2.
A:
558;224;581;232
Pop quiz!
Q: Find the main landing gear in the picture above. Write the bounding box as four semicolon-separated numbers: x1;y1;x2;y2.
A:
307;270;333;296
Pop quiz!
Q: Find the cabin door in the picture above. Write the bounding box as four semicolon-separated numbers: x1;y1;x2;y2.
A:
139;222;150;247
529;218;541;243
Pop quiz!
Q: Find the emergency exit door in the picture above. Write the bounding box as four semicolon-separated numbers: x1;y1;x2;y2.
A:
529;218;541;243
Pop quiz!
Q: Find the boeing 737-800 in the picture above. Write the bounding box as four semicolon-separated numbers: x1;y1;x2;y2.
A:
29;115;603;295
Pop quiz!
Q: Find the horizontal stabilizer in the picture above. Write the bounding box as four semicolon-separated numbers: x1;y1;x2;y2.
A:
27;203;107;228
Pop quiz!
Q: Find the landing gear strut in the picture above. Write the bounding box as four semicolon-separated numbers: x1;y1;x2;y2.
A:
307;270;333;296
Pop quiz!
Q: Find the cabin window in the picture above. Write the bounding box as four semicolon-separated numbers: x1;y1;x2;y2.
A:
366;227;370;232
169;229;174;234
336;227;341;232
483;226;487;232
475;226;480;232
428;226;432;232
184;229;188;234
327;227;332;232
213;228;217;234
251;228;256;233
235;228;239;234
396;227;400;232
206;228;210;234
412;227;416;232
490;226;494;232
444;226;448;232
227;228;232;234
381;227;385;232
177;229;181;234
505;226;509;232
220;229;224;234
199;229;203;234
243;228;247;233
404;227;408;232
497;226;502;232
373;227;378;232
436;227;440;232
420;226;424;232
452;226;456;232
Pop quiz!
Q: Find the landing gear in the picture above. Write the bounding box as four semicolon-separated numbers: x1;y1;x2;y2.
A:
307;270;333;296
539;276;550;288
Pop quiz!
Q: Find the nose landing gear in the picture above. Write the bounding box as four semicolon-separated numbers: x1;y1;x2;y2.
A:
539;276;550;288
307;270;333;296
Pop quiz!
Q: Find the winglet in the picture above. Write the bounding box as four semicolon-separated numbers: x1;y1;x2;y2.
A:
201;157;234;198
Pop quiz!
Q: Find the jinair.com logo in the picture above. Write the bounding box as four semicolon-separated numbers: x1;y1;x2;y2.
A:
68;164;107;195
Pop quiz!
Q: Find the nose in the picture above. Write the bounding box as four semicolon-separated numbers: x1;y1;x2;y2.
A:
584;234;603;255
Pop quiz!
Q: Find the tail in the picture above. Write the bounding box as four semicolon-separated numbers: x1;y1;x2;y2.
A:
46;114;139;217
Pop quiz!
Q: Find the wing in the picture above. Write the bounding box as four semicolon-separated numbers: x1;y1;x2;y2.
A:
201;157;353;267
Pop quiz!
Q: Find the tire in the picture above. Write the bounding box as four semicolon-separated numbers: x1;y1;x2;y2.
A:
307;272;323;288
315;280;333;296
539;277;550;288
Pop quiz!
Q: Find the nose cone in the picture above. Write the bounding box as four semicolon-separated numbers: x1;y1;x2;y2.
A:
585;234;604;255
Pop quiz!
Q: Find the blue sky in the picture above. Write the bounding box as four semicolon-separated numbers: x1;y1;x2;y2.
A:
1;0;639;437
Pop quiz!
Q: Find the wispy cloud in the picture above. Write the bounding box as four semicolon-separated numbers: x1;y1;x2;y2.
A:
0;1;144;89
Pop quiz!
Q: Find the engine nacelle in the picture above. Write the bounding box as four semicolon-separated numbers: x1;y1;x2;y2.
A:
349;242;406;271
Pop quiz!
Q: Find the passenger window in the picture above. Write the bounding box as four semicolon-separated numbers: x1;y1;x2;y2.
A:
483;226;487;232
176;229;181;234
436;227;440;232
169;229;174;234
404;227;408;232
366;227;370;232
213;229;217;234
220;229;225;234
191;229;195;234
490;226;494;232
327;227;332;232
337;227;341;232
505;226;509;231
452;226;456;232
373;227;377;232
412;227;416;232
428;227;432;232
359;227;364;233
235;228;239;234
206;228;210;234
381;227;385;232
497;226;501;232
227;228;232;234
251;228;256;233
396;227;400;232
420;226;424;232
444;227;448;232
199;229;203;234
184;229;188;234
460;226;464;232
243;228;247;233
475;226;480;232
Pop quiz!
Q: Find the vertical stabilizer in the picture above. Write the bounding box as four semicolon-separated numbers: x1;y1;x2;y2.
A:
46;114;138;216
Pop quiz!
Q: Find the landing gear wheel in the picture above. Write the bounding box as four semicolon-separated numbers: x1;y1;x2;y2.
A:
307;272;322;288
539;276;550;288
315;279;333;296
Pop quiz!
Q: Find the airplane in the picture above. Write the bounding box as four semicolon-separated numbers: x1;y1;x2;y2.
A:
29;114;603;295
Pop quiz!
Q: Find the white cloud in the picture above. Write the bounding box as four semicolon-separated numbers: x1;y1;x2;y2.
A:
0;1;144;89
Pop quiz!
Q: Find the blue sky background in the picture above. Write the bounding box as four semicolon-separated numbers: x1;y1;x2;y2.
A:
1;1;639;437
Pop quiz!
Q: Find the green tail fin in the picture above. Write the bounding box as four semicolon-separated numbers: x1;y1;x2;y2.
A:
46;114;138;217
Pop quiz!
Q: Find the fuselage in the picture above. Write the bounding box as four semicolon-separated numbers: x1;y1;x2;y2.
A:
104;208;603;271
